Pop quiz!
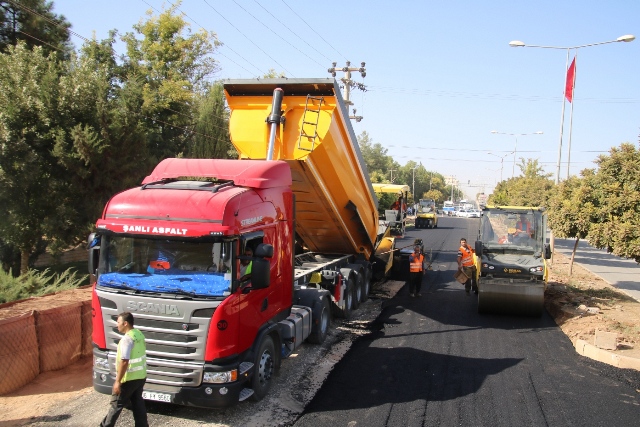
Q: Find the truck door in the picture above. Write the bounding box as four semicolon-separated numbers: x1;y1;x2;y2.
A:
235;232;277;350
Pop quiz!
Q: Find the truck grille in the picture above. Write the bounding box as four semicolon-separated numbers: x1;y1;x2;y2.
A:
97;289;222;389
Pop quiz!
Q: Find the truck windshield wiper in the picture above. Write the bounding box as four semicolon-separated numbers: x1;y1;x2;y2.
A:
101;280;140;292
154;286;198;298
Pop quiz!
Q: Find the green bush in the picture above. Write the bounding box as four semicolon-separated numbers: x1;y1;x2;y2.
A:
0;268;88;304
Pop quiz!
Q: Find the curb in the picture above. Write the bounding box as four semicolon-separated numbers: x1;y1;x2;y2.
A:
574;339;640;371
545;298;640;372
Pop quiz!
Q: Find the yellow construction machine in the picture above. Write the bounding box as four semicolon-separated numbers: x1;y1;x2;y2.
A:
415;198;438;229
371;183;409;238
474;206;551;316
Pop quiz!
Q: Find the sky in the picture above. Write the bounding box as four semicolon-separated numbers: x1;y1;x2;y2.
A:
52;0;640;199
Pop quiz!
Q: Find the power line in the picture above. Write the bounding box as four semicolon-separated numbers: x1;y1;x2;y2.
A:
6;0;90;44
231;0;323;69
366;84;640;104
17;30;62;52
253;0;332;64
280;0;348;62
202;0;294;77
153;0;263;76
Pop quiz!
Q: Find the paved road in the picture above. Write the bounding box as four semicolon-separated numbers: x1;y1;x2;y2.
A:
554;238;640;302
294;217;640;427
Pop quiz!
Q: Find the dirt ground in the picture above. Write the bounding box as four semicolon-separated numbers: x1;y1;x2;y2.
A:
545;252;640;359
1;251;639;426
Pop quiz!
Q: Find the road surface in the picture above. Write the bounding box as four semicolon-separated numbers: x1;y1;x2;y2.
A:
294;216;640;427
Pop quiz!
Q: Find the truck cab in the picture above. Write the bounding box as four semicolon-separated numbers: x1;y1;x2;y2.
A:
90;160;296;407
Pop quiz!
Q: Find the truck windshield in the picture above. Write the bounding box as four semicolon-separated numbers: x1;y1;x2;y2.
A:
480;210;544;254
97;235;233;297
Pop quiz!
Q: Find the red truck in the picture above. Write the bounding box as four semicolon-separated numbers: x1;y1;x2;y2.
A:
89;79;387;407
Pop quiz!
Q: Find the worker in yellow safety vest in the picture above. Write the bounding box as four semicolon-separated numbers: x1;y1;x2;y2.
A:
100;311;148;427
408;245;425;297
457;238;478;295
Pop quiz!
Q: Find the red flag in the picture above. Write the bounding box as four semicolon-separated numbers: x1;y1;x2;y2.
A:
565;57;576;103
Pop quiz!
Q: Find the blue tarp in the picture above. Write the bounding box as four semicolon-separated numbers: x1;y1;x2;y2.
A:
98;270;232;297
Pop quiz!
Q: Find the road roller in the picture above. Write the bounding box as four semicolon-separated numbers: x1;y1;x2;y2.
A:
473;206;551;316
415;198;438;228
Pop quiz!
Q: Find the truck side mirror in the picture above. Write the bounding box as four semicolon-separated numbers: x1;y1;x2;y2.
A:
87;233;100;275
474;240;482;257
254;243;274;258
544;244;551;260
88;247;100;277
250;258;271;289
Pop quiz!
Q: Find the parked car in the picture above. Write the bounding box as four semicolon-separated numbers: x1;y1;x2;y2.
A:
467;209;481;218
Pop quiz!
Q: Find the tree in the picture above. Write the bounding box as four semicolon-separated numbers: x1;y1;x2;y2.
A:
588;143;640;262
0;0;72;59
121;1;219;161
488;158;554;207
423;189;444;204
51;34;152;241
186;81;232;159
357;131;394;177
263;68;286;78
0;42;64;274
547;173;598;274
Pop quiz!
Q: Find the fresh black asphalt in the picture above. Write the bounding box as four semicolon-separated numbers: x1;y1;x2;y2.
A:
293;216;640;427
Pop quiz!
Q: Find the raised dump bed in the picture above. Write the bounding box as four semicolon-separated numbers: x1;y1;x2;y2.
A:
224;79;379;259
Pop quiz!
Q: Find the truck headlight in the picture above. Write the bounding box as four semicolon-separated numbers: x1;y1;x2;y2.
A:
93;356;110;371
529;266;544;273
482;263;494;270
203;370;238;384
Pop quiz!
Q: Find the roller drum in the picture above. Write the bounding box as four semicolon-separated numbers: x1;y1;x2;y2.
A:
477;281;544;317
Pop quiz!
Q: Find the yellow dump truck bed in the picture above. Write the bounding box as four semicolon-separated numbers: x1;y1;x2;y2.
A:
224;79;379;259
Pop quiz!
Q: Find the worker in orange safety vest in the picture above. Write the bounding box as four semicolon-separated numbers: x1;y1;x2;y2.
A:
457;238;478;295
408;245;425;297
515;214;534;237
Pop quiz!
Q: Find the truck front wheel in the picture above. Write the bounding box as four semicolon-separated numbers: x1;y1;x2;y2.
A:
251;335;275;401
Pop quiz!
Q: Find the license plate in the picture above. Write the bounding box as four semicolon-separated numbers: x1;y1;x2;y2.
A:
142;391;172;403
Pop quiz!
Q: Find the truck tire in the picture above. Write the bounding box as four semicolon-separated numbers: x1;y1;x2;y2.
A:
251;335;275;401
356;264;372;303
345;267;362;309
333;275;354;319
308;297;331;344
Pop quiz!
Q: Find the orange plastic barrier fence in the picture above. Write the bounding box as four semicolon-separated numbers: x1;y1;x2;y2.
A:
0;312;40;394
0;287;92;395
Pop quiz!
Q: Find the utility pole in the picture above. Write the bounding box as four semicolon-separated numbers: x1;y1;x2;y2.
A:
389;169;396;183
450;176;454;202
328;61;366;122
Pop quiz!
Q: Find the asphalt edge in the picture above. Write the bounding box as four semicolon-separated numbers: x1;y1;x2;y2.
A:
546;298;640;372
574;339;640;371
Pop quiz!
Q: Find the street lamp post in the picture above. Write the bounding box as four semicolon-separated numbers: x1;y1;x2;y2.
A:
490;131;543;178
487;152;514;182
509;35;635;183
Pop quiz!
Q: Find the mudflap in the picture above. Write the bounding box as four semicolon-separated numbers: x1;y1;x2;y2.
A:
477;281;545;317
391;246;413;281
